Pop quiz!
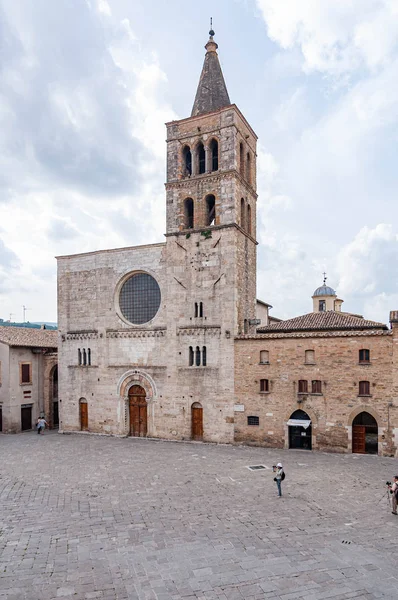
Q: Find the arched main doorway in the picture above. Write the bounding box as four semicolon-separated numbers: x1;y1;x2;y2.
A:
287;409;312;450
191;402;203;441
129;385;147;437
352;412;378;454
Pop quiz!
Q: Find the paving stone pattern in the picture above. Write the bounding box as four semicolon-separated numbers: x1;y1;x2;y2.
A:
0;433;397;600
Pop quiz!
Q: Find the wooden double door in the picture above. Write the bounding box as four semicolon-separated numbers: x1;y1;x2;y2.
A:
129;385;147;437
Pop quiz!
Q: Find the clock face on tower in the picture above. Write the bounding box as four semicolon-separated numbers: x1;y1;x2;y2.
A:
119;272;161;325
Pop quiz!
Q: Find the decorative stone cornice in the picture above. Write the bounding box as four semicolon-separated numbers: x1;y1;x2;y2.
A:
235;329;393;341
165;169;257;198
64;331;98;341
106;329;166;339
177;326;221;337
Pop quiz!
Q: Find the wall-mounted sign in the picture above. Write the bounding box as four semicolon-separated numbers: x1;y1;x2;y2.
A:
234;404;245;412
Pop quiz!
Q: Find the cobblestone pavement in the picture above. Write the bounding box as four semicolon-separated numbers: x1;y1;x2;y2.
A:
0;433;397;600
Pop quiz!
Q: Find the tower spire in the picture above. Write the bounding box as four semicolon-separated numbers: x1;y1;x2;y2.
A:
191;24;231;117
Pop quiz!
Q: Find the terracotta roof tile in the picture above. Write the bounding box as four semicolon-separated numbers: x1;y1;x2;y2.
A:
0;326;58;348
256;311;387;334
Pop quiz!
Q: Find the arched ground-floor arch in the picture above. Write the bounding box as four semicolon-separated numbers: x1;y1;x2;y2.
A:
128;385;147;437
287;409;312;450
191;402;203;441
352;411;378;454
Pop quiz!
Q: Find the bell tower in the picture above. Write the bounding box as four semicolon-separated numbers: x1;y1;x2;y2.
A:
165;28;258;335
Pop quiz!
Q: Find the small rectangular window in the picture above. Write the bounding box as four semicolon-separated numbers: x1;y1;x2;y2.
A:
319;300;326;312
20;363;32;384
359;381;370;396
305;350;315;364
298;380;308;393
260;350;269;364
260;379;269;392
247;416;259;426
312;380;322;394
359;349;370;363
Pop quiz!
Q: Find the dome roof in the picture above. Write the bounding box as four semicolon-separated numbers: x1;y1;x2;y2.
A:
313;285;336;297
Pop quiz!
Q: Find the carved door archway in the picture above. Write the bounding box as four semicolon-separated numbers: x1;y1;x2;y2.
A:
129;385;147;437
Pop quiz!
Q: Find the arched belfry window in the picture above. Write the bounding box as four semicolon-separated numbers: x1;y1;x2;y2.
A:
182;145;192;177
197;142;206;175
246;152;251;184
183;198;194;229
205;195;216;226
239;142;244;177
240;198;245;229
247;204;252;235
210;139;218;171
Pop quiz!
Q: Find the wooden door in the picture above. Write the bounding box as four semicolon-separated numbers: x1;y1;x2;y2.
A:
80;402;88;431
129;385;147;437
53;402;59;427
21;406;32;431
352;425;365;453
191;405;203;440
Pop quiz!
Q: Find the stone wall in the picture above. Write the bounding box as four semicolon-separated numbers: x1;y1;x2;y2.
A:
234;330;397;456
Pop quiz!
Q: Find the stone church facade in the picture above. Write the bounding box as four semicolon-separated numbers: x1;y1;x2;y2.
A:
57;31;398;456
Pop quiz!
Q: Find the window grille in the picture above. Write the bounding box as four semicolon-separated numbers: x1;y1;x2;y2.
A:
248;416;259;426
119;273;161;325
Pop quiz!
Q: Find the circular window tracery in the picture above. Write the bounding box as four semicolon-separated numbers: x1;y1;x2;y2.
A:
119;272;161;325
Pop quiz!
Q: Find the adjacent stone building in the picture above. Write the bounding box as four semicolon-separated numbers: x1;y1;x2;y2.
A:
56;31;398;456
235;284;398;456
0;326;58;433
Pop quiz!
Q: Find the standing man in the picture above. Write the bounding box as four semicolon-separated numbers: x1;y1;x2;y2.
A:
389;476;398;515
273;462;284;497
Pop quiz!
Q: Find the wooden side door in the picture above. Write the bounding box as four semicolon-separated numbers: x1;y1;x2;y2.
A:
80;402;88;431
191;405;203;441
129;386;147;437
352;425;365;453
21;406;32;431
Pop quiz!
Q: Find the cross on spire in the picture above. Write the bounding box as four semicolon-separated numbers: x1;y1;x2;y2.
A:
323;272;327;285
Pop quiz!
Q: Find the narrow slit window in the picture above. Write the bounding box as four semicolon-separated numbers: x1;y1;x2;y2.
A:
199;302;203;317
246;152;251;184
184;198;194;229
202;346;207;366
182;145;192;176
210;139;218;171
87;348;91;366
82;349;87;366
240;198;245;229
244;319;248;334
198;143;206;174
205;194;216;226
239;143;244;177
247;204;251;235
189;346;194;366
195;346;201;367
194;302;198;318
78;348;82;366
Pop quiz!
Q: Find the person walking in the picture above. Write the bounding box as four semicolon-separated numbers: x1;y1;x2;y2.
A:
389;476;398;515
273;462;285;497
37;417;48;435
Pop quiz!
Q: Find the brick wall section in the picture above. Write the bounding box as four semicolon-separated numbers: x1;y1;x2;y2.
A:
234;330;397;456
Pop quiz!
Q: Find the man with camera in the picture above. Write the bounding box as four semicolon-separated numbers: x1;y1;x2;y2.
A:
388;476;398;515
273;463;284;497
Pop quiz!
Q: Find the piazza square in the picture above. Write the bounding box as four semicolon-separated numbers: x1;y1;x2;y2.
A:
0;432;397;600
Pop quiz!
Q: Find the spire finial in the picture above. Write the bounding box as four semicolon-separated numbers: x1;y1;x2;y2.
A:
323;272;327;285
209;17;215;38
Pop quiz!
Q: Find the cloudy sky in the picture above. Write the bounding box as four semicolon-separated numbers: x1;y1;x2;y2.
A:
0;0;397;324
